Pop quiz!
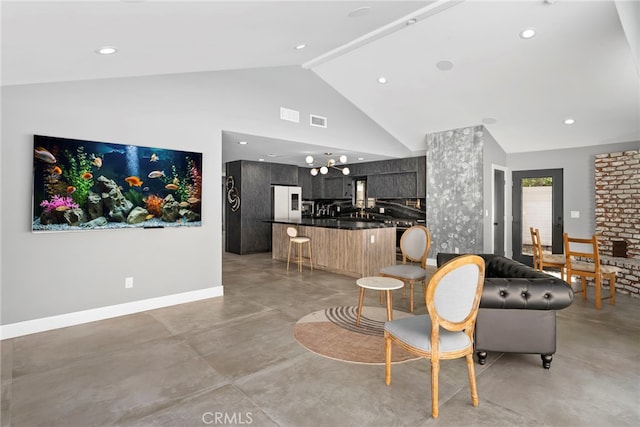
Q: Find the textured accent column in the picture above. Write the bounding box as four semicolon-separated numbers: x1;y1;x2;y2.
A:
426;126;484;254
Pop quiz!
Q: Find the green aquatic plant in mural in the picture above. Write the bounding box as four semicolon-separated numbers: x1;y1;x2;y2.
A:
124;188;144;207
62;146;95;207
164;163;190;203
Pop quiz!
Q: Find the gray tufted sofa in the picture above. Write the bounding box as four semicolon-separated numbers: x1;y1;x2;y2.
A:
437;253;574;369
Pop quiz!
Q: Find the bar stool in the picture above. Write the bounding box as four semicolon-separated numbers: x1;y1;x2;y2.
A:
287;227;313;272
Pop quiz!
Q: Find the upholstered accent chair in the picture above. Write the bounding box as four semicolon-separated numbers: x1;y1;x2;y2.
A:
379;225;431;312
384;254;485;419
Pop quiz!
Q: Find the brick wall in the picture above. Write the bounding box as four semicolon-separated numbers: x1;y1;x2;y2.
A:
594;149;640;297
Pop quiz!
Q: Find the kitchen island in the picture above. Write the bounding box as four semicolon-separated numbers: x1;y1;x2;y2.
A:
269;219;396;278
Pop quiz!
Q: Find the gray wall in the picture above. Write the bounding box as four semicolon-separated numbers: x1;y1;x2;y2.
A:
482;127;507;253
1;65;405;325
506;140;640;256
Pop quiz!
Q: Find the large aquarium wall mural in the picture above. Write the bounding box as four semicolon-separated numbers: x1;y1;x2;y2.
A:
32;135;203;232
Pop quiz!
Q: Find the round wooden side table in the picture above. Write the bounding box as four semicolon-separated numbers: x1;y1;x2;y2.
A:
356;276;404;326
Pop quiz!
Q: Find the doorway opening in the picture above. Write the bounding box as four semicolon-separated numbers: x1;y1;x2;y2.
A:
492;165;507;256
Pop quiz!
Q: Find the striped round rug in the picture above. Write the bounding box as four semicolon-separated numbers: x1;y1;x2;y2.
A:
293;306;421;365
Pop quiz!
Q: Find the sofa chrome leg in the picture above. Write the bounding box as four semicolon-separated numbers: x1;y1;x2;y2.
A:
541;354;553;369
476;351;487;365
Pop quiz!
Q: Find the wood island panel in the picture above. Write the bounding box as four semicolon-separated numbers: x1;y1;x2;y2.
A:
272;223;396;278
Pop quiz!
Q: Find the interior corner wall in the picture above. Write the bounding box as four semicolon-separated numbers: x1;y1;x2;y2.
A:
1;65;405;328
506;140;640;257
481;127;507;253
426;126;484;255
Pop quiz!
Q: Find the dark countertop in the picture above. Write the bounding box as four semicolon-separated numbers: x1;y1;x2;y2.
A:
265;218;395;230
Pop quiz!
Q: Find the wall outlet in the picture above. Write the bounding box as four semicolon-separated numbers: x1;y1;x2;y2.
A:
379;207;385;214
125;277;134;288
454;247;459;254
370;235;375;243
571;210;580;218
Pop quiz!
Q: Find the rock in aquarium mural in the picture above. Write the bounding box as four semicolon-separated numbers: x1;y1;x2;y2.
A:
32;135;203;232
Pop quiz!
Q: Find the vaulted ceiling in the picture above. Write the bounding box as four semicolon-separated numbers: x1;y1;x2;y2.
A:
2;1;638;165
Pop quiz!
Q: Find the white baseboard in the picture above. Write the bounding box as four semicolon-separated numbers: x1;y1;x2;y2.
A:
0;286;224;340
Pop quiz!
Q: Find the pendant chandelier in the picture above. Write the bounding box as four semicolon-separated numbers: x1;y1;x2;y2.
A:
306;153;350;176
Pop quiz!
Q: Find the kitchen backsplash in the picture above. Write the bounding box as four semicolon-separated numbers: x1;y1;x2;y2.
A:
306;198;425;220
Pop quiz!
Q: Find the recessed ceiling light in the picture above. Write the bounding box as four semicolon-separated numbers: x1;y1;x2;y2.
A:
258;158;265;162
377;76;388;84
238;141;248;145
564;118;576;125
267;154;277;157
294;44;306;50
436;60;454;71
358;157;365;161
520;28;536;39
406;18;418;25
96;46;118;55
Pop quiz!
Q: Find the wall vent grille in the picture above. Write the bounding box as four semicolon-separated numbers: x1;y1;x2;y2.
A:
280;107;300;123
310;114;327;128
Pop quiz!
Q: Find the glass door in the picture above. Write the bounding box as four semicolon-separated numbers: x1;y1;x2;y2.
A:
512;169;563;265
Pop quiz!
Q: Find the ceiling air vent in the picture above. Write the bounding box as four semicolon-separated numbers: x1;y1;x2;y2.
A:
280;107;300;123
310;114;327;128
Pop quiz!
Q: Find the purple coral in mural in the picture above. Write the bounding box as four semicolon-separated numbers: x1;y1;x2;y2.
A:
40;195;79;213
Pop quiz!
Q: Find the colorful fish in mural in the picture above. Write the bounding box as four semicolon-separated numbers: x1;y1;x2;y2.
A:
82;172;93;180
150;153;159;162
34;146;56;164
165;184;178;191
125;176;144;187
147;170;165;179
92;156;103;169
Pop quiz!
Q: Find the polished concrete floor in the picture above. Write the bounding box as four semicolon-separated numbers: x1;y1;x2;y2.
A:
2;251;639;426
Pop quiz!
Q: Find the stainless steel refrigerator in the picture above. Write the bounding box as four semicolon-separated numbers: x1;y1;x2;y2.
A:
272;186;302;221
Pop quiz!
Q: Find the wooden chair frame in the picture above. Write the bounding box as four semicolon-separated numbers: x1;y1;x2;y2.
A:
384;254;485;419
530;227;566;280
379;225;431;312
563;233;616;310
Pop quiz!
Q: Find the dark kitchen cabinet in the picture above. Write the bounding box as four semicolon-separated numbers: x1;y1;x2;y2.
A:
225;160;299;255
323;177;345;199
367;172;417;198
298;169;314;199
